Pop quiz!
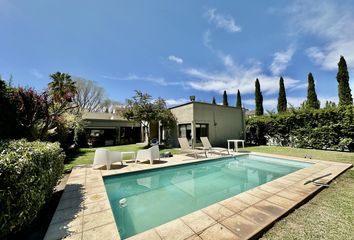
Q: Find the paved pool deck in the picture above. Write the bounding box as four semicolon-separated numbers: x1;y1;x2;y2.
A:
44;152;352;240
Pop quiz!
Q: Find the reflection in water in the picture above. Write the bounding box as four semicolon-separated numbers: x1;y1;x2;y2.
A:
104;155;311;238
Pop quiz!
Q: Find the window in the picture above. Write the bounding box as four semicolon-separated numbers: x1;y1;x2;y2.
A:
196;123;209;143
178;124;192;140
178;123;209;143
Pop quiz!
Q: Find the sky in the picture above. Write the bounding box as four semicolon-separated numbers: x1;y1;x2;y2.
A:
1;0;354;111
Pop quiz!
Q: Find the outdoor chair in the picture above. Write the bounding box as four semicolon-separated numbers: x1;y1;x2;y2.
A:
108;151;123;167
93;148;109;169
178;137;207;159
200;137;230;155
135;145;160;164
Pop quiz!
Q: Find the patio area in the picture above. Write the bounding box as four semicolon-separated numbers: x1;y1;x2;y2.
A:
44;153;352;240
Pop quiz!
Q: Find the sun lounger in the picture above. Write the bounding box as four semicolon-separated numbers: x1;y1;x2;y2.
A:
200;137;230;155
178;137;207;158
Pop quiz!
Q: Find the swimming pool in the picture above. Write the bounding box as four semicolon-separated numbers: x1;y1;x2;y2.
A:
103;154;312;238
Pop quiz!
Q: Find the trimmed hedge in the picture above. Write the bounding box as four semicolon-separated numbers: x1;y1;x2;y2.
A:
0;140;65;237
246;106;354;151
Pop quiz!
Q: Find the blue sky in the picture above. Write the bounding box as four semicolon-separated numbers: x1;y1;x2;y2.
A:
1;0;354;111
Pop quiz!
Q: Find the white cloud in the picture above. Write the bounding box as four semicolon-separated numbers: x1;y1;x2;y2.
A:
286;1;354;70
205;8;241;33
30;69;44;79
165;98;188;106
269;46;295;75
203;30;212;49
103;74;181;86
168;55;183;64
184;53;302;96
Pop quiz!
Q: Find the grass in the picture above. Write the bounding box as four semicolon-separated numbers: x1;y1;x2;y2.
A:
244;146;354;240
64;144;181;171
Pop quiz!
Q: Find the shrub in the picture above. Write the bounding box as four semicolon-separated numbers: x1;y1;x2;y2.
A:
246;106;354;151
0;139;65;237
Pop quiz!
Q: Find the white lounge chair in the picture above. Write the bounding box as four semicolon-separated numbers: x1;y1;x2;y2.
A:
200;137;230;156
135;145;160;164
93;148;109;169
178;137;207;159
108;151;123;167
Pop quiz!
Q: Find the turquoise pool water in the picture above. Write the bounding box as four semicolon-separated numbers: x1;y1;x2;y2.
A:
104;154;312;238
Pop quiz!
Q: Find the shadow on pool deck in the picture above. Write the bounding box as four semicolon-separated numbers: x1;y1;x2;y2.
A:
43;182;86;240
6;174;70;240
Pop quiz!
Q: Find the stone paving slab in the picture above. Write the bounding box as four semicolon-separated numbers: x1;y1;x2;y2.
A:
44;152;352;240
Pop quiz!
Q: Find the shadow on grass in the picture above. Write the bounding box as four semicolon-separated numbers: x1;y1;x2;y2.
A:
65;148;94;164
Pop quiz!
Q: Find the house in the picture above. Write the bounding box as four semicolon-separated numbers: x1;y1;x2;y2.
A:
159;101;246;148
81;112;141;147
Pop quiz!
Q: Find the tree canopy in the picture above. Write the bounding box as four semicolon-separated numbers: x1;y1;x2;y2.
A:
73;77;105;113
122;91;176;144
306;72;320;109
223;90;228;106
236;89;242;108
255;78;264;115
336;56;353;106
212;97;216;104
277;76;287;113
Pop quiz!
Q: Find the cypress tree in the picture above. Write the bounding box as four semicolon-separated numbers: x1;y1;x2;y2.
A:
337;56;353;106
306;72;320;109
212;97;216;104
236;89;242;108
223;90;228;106
255;78;263;115
277;76;287;113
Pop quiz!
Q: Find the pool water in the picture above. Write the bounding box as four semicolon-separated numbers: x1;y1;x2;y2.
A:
104;154;312;238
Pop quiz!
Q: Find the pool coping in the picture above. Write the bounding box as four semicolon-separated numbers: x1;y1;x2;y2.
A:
43;152;352;240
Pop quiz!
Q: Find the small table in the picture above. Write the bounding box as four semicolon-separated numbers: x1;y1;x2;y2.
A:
122;151;136;162
227;140;245;152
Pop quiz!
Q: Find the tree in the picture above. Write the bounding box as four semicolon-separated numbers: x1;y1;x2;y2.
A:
73;77;105;113
122;91;176;145
236;89;242;108
48;72;76;104
306;72;320;109
337;56;353;106
40;72;77;139
212;97;216;104
223;90;228;106
0;79;19;138
99;99;122;113
12;87;49;140
255;78;264;115
324;101;336;109
277;76;287;113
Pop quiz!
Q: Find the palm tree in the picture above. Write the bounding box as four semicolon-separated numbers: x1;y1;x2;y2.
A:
48;72;76;103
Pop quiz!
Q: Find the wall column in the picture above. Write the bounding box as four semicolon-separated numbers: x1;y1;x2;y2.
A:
191;120;196;149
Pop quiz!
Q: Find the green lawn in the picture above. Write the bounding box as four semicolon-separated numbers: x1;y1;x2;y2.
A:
64;144;180;171
245;146;354;240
